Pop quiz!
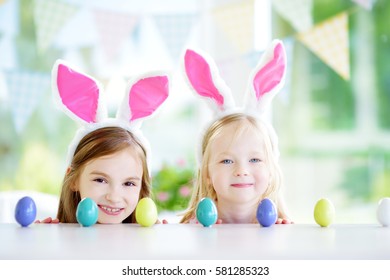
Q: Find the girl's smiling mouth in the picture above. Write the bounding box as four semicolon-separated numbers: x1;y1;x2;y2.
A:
230;183;254;188
99;205;124;215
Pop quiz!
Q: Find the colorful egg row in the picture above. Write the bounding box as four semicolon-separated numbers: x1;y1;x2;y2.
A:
14;196;158;227
14;196;390;227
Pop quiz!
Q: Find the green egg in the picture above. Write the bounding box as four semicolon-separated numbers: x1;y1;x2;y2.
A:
314;198;335;227
135;197;158;227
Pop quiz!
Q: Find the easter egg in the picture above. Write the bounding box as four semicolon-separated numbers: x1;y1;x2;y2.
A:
314;198;335;227
256;198;277;227
76;198;98;227
196;197;218;227
135;197;158;227
377;197;390;227
15;196;37;227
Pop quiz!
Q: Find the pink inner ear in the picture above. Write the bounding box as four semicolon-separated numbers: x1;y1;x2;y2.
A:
253;43;285;99
185;50;224;106
129;76;169;121
57;64;99;123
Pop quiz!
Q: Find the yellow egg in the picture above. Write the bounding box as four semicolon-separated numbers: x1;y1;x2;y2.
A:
314;198;335;227
135;197;158;227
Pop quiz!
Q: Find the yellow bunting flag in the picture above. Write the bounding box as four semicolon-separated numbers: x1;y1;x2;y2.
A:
33;0;78;52
212;0;255;54
297;12;350;80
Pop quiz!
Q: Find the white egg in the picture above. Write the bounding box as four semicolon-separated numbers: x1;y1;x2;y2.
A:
377;197;390;227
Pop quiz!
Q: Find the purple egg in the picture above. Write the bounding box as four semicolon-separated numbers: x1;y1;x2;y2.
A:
256;198;277;227
15;196;37;227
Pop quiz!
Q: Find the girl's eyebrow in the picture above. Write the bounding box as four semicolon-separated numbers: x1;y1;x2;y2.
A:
90;171;110;177
216;152;232;157
251;151;265;156
124;176;141;181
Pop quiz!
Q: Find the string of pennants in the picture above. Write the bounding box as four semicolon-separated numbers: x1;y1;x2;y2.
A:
0;0;376;133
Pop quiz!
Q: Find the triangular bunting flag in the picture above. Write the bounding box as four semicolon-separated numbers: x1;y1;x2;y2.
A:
212;0;255;54
5;70;50;133
33;0;78;52
153;13;198;62
297;12;350;80
92;9;139;61
351;0;376;10
272;0;313;32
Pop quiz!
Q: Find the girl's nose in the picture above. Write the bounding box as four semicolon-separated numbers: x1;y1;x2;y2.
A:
105;187;121;203
234;164;249;176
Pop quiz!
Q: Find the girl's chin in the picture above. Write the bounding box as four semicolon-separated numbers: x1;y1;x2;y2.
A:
97;220;123;224
97;215;126;224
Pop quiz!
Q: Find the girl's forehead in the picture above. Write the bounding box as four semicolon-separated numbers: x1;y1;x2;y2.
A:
211;123;265;150
87;147;141;166
217;121;263;139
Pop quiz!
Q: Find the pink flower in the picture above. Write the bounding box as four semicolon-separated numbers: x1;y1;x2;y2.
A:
176;158;186;167
157;192;170;202
179;185;191;197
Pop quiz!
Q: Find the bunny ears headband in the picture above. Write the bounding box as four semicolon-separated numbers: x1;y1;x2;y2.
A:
183;39;286;160
52;60;169;172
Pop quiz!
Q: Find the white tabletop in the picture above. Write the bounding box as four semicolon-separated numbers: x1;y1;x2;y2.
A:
1;223;389;260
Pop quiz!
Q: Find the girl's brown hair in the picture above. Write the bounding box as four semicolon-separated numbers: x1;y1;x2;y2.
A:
57;126;151;223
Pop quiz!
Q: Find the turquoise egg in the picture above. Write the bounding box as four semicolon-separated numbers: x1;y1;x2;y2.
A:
196;197;218;227
76;198;98;227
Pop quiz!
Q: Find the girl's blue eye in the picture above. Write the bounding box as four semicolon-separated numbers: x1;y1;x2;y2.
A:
250;158;261;163
221;159;233;164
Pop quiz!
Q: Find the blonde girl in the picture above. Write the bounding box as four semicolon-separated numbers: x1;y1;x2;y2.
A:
180;40;290;224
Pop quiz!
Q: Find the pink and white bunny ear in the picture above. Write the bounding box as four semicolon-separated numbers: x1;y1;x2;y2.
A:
244;40;287;115
117;73;169;129
183;49;234;114
52;59;107;125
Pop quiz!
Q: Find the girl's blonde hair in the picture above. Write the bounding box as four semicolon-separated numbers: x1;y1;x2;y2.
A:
57;126;151;223
180;113;285;223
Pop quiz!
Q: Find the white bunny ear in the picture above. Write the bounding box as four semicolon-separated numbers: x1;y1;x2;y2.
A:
183;49;235;114
52;60;107;125
245;40;287;115
117;73;169;129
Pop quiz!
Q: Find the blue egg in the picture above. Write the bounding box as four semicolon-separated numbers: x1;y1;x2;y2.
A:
76;198;98;227
196;197;218;227
15;196;37;227
256;198;277;227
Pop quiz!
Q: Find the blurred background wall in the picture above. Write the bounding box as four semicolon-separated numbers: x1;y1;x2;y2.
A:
0;0;389;223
